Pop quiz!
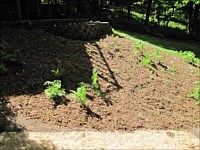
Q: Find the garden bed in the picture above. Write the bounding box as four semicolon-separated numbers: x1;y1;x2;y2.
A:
0;28;199;132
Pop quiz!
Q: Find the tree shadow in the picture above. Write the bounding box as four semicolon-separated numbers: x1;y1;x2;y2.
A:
85;106;102;120
0;96;59;150
93;43;123;90
0;132;59;150
0;25;122;134
0;27;93;96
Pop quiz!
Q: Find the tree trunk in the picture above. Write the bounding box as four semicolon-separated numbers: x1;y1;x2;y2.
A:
156;1;161;26
36;0;41;19
16;0;22;20
191;4;200;39
145;0;152;25
197;19;200;40
127;0;131;21
188;1;193;35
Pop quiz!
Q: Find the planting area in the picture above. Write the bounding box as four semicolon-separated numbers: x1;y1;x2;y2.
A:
0;28;199;132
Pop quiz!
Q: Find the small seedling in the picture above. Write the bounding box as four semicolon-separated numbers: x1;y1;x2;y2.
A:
51;68;62;77
87;48;95;53
166;67;175;72
92;68;99;90
154;50;161;60
187;81;200;105
139;53;153;66
103;45;109;49
70;84;87;107
132;49;138;57
179;51;200;64
135;41;143;51
44;80;66;99
51;58;63;77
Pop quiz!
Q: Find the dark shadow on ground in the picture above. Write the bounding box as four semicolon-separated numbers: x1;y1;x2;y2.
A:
0;27;93;96
0;96;59;149
0;132;59;150
0;27;93;134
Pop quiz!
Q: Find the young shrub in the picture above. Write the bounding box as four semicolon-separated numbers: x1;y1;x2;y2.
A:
0;40;24;74
139;53;153;66
51;67;62;77
51;58;63;77
70;84;87;107
154;50;161;61
187;81;200;105
134;41;144;55
44;80;66;99
92;68;99;90
135;41;143;51
179;51;200;64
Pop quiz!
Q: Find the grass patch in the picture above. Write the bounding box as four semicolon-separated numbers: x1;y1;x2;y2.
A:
113;29;200;58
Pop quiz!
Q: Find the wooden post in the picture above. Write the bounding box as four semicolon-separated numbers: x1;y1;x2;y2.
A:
36;0;41;19
48;0;50;18
16;0;22;20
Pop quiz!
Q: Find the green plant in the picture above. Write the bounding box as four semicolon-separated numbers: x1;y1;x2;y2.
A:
179;51;200;64
187;81;200;105
44;80;66;99
0;40;23;74
167;67;175;72
132;49;138;57
139;53;153;66
154;50;161;60
70;84;87;107
92;68;99;90
135;41;143;51
87;47;95;53
51;68;62;77
51;58;63;77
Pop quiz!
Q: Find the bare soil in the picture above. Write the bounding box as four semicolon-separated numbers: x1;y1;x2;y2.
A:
0;28;199;132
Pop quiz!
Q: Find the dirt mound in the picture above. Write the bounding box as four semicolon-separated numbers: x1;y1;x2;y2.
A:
1;28;199;132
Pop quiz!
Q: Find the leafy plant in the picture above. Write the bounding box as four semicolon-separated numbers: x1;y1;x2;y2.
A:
167;67;176;72
135;41;143;51
139;53;153;66
0;40;23;74
179;51;200;64
51;67;62;77
187;81;200;105
154;50;161;60
70;84;87;107
51;58;63;77
44;80;66;99
92;68;99;90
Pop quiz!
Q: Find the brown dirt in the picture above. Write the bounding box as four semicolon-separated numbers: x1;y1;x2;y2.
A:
1;28;199;132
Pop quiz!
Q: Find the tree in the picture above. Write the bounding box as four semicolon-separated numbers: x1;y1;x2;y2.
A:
144;0;152;25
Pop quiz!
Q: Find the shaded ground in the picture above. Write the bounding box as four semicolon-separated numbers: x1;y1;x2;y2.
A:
0;28;199;132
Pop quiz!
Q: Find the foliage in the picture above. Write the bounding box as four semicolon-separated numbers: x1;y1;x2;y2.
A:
70;84;87;107
0;40;23;74
92;68;99;90
179;51;200;64
139;53;153;66
135;41;143;51
51;68;62;77
44;80;66;99
154;50;161;60
187;81;200;105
